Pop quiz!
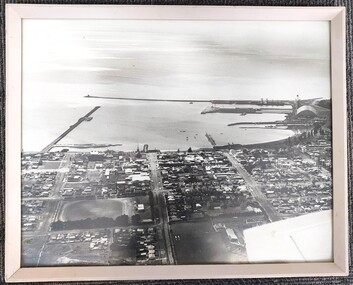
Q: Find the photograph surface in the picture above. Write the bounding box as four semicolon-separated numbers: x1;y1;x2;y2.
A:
21;19;333;266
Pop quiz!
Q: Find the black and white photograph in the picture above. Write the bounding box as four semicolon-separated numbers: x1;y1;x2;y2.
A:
20;19;333;267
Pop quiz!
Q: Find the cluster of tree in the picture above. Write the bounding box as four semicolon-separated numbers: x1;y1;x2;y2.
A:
286;125;328;147
51;214;142;231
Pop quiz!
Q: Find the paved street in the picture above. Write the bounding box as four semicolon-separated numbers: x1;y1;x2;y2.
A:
147;153;175;264
226;152;280;223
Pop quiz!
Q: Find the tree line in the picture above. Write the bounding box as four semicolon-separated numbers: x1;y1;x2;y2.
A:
51;214;142;231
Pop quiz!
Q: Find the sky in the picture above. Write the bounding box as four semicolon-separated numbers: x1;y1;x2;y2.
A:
22;20;331;101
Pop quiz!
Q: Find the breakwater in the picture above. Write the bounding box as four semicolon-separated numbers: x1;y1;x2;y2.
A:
84;95;295;106
205;133;216;146
41;106;101;153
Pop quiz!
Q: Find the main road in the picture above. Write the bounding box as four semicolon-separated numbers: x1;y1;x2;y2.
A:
225;152;280;223
147;153;175;264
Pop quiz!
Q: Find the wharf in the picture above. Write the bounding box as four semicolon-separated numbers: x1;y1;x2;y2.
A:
201;106;292;115
55;143;121;149
228;121;279;126
228;121;312;127
201;106;219;114
41;106;100;153
85;95;295;107
205;133;216;146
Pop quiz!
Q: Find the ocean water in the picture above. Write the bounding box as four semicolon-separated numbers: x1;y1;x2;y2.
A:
23;86;294;152
57;101;293;152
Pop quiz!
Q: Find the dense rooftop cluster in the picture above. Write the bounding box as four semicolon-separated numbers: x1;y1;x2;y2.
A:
158;151;250;222
301;137;332;172
234;140;332;216
63;151;152;199
22;171;57;198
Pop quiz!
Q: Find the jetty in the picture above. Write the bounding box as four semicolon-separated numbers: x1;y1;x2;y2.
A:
228;121;312;127
201;106;292;115
228;121;279;127
84;95;303;106
205;133;216;146
41;106;101;153
85;95;210;103
55;143;121;149
201;105;219;114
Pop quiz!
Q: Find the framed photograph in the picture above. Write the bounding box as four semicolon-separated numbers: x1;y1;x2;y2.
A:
5;4;348;282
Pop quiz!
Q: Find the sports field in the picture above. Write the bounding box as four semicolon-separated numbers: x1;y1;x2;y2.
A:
58;199;126;221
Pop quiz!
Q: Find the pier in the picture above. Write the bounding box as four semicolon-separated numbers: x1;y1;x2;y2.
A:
54;143;121;149
205;133;216;146
228;121;280;127
201;105;219;114
41;106;101;153
85;95;210;103
201;106;292;115
227;121;312;127
84;95;299;106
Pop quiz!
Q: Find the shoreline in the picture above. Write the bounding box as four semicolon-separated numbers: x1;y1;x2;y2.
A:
22;135;296;155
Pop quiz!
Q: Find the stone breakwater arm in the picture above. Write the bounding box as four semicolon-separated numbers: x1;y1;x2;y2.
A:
85;95;294;106
40;106;100;153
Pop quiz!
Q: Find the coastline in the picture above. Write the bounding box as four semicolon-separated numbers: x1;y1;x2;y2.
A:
22;134;295;155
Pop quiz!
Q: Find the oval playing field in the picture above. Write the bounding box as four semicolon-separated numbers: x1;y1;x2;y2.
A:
58;199;125;221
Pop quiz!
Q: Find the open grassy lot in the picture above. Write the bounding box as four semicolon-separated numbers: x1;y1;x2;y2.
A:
39;242;109;266
171;220;246;264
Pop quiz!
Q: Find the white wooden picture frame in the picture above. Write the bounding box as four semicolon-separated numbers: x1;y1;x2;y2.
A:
5;4;348;282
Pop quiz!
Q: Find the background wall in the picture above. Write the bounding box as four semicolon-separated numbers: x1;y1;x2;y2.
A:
0;0;351;284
